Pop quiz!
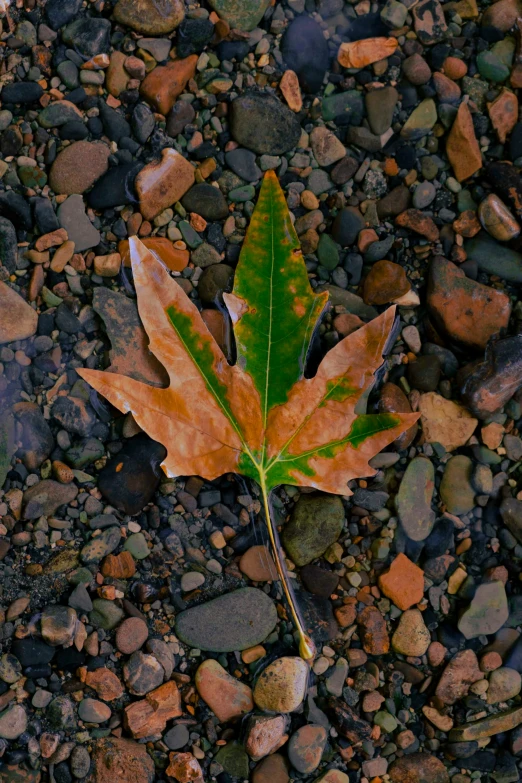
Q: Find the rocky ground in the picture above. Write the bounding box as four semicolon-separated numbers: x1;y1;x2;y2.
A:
2;1;522;783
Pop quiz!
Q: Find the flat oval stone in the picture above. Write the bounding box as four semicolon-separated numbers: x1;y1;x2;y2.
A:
397;456;435;542
175;587;277;652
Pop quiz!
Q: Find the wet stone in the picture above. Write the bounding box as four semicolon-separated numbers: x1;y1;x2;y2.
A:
458;581;509;639
175;587;277;652
230;92;301;155
253;657;308;713
282;493;344;566
288;725;327;774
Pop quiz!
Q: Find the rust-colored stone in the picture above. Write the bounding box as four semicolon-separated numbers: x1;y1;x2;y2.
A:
88;737;155;783
389;754;449;783
452;210;481;237
427;256;511;351
357;605;390;655
84;667;124;701
487;88;518;143
252;754;289;783
433;72;461;104
446;102;482;182
139;56;197;115
279;70;302;112
443;56;467;79
195;659;253;722
101;550;136;579
239;545;278;582
362;259;410;305
135;148;195;221
119;237;189;271
124;681;182;739
396;209;439;241
166;752;202;783
334;602;357;628
332;313;364;337
435;649;483;705
378;553;424;611
337;38;398;68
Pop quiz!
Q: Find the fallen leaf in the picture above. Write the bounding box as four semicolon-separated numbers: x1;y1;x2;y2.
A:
79;171;417;658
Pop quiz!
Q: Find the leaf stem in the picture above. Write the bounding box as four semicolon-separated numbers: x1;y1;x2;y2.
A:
259;476;316;662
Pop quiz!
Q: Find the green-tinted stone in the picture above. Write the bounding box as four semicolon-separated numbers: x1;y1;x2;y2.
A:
0;412;16;488
321;91;364;124
282;492;344;567
215;743;250;778
492;37;516;68
89;598;125;630
18;166;47;188
208;0;270;32
457;189;477;212
123;532;149;559
81;526;121;565
465;234;522;282
400;99;437;140
42;547;80;575
67;567;93;585
439;455;475;516
462;76;489;110
178;220;203;248
229;185;255;202
374;711;398;733
317;234;339;270
67;438;105;468
458;581;509;639
476;51;510;82
396;456;435;542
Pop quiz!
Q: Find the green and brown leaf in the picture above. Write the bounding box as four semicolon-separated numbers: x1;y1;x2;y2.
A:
78;170;418;657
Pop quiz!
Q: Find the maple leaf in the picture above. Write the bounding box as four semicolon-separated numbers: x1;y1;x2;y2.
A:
78;171;418;658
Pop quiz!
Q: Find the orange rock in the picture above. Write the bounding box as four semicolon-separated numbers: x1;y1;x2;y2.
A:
252;753;289;783
201;309;228;353
383;157;399;176
241;645;266;664
487;88;518;144
84;667;124;701
119;237;189;271
135;148;195;221
481;421;504;450
240;545;278;582
124;680;182;739
357;605;390;655
280;70;302;112
362;259;411;305
139;55;197;115
333;312;364;337
334;602;357;628
166;752;203;783
101;550;136;579
195;659;253;722
443;56;467;79
396;209;439;241
427;255;511;350
337;37;398;69
378;553;424;611
452;210;481;238
446;102;482;182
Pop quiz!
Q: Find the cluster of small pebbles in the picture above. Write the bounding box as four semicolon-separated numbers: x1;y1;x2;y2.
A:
2;1;522;783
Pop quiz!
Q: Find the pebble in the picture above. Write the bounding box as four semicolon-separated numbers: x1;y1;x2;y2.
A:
49;141;110;195
0;705;27;740
287;725;327;773
378;553;425;610
230;92;301;155
195;659;253;722
392;609;431;656
478;193;520;241
113;0;184;34
282;493;344;566
136;149;194;222
253;657;308;713
78;698;111;724
115;617;149;654
458;581;509;639
0;282;38;344
175;587;277;651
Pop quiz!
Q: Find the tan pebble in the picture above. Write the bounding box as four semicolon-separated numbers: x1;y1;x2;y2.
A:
94;253;121;277
280;69;302;112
